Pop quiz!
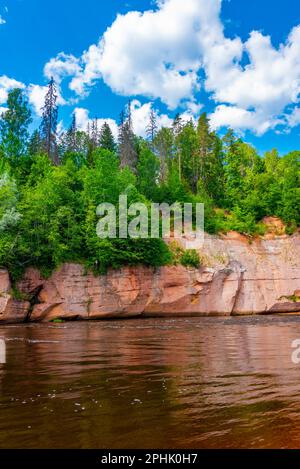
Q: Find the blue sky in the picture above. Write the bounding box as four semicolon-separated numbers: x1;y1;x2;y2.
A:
1;0;300;154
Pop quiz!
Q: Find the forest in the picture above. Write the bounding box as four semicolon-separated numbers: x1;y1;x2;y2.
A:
0;79;299;279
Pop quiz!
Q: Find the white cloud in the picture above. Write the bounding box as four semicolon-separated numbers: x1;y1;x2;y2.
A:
69;45;103;96
74;107;90;130
69;0;219;108
59;0;300;134
0;15;6;25
75;100;173;139
286;106;300;128
6;0;300;135
74;107;119;139
44;53;81;84
0;76;25;104
209;105;282;136
206;27;300;116
130;100;172;136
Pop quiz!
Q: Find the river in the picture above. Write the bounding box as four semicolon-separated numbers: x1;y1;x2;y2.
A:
0;316;300;449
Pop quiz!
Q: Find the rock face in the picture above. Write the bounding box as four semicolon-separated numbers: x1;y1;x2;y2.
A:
0;270;30;324
0;233;299;323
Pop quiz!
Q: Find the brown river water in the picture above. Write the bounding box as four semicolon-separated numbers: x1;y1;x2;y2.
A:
1;315;300;449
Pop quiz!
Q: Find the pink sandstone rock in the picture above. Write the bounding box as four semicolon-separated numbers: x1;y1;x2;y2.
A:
0;270;10;294
0;270;30;323
0;233;299;323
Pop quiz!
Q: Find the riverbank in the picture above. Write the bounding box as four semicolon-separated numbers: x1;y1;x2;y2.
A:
1;232;299;324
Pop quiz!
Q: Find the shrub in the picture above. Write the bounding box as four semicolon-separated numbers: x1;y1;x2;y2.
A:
180;249;201;268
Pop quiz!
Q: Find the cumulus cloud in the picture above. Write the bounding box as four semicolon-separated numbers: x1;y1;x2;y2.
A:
55;0;300;134
286;106;300;128
0;75;25;104
0;15;6;25
66;0;225;109
44;53;81;84
206;26;300;134
6;0;300;135
69;45;103;96
209;105;283;136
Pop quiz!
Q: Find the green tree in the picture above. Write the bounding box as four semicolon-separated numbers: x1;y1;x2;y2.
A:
0;88;32;160
99;122;116;153
154;127;174;183
40;78;59;164
137;143;160;200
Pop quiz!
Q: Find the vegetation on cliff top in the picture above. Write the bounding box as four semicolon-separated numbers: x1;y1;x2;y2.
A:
0;82;299;278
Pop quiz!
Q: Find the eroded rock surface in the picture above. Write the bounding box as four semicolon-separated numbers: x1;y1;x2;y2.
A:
0;233;299;323
0;269;30;323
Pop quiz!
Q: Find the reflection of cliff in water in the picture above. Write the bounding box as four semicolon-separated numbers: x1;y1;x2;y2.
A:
0;316;300;448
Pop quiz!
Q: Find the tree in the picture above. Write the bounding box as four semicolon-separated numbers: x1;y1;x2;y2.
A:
0;88;32;159
91;118;100;150
40;77;59;164
28;130;43;156
118;102;138;172
172;113;183;137
154;127;174;183
99;122;116;152
0;171;21;232
67;113;77;153
146;108;158;145
137;142;160;200
175;120;198;192
197;113;213;187
194;113;225;203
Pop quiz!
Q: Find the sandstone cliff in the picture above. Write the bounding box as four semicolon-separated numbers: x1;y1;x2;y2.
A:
0;233;299;323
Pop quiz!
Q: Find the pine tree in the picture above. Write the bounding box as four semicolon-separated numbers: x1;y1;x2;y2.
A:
176;120;198;192
40;77;59;164
146;108;158;144
118;102;137;172
0;88;32;159
61;113;77;155
99;122;116;152
28;129;43;156
91;118;99;150
223;129;244;207
197;113;212;183
173;113;184;179
68;113;77;152
154;127;174;183
127;99;133;130
172;113;183;137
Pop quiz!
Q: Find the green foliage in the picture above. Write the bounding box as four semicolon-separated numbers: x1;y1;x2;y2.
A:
137;142;160;200
180;249;201;268
0;89;32;160
0;88;298;279
99;122;116;153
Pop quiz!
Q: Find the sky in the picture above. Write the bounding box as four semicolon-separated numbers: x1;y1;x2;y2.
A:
1;0;300;154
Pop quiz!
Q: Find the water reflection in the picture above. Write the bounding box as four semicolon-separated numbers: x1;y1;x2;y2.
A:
0;316;300;448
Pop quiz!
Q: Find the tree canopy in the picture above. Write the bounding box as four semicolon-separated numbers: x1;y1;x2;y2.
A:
0;85;299;279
